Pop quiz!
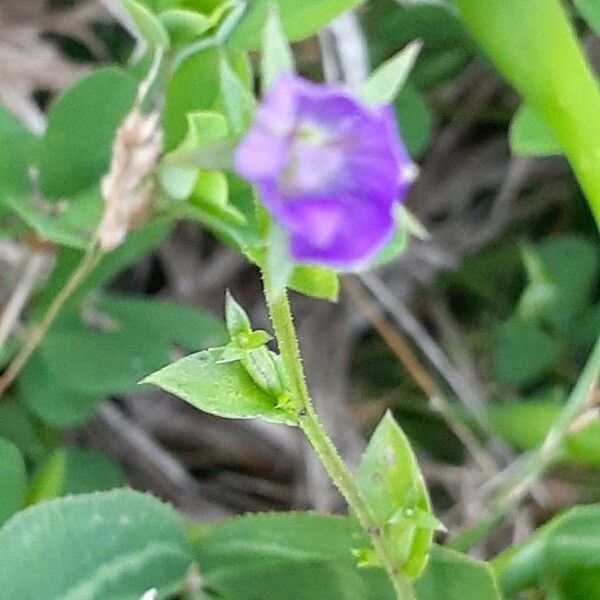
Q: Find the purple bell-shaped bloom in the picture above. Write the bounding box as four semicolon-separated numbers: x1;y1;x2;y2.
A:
234;73;414;269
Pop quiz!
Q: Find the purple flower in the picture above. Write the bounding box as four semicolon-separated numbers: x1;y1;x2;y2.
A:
234;73;414;269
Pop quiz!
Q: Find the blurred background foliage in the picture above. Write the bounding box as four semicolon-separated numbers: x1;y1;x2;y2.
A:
0;0;598;599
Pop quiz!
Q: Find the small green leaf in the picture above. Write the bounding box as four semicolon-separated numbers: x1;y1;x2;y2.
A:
395;83;433;158
493;318;561;385
0;489;193;600
219;53;255;135
533;236;599;333
510;103;562;157
289;266;340;301
371;206;413;268
225;290;253;337
142;350;296;424
212;345;248;364
0;438;26;525
178;176;261;251
160;111;230;199
396;205;428;240
242;329;273;349
261;2;295;91
159;9;211;47
356;412;435;578
415;546;502;600
241;348;285;398
192;170;235;215
230;0;365;50
119;0;170;48
223;292;283;396
39;68;137;199
359;41;422;106
163;48;221;150
517;245;556;322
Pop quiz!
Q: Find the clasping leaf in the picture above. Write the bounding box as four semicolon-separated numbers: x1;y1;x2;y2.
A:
356;411;440;578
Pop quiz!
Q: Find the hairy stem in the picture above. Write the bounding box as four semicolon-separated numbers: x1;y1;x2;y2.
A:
0;245;102;397
261;271;414;600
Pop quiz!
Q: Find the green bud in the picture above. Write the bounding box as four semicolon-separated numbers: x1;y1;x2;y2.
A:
241;347;285;398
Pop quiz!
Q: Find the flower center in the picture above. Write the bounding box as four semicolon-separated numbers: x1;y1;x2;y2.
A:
277;121;346;198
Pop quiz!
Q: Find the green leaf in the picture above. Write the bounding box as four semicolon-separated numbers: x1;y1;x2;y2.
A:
372;229;409;268
38;220;171;311
159;9;211;47
163;48;220;150
38;294;225;399
95;294;227;350
574;0;600;35
397;205;428;240
356;412;435;578
415;546;501;600
179;175;261;251
225;290;252;337
0;109;40;200
230;0;365;50
289;266;340;301
20;353;102;427
142;350;296;424
119;0;170;48
487;396;561;452
261;2;295;91
4;185;102;249
510;103;562;157
0;489;192;600
160;110;230;200
395;84;433;158
518;245;557;322
219;52;255;135
533;236;599;333
500;505;600;597
493;318;561;385
0;401;45;463
371;205;415;268
486;394;600;466
222;292;284;395
41;324;170;396
0;438;26;525
359;41;422;106
454;0;600;226
195;512;395;600
39;68;138;199
28;449;124;504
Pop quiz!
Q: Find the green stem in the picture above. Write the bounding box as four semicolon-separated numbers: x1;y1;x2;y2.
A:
450;334;600;552
0;245;103;397
261;270;415;600
498;333;600;509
